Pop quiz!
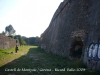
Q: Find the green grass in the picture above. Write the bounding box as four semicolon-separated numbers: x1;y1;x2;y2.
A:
0;46;99;75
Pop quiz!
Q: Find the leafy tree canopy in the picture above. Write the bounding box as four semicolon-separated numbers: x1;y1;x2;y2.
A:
22;36;40;46
14;35;27;46
5;24;16;36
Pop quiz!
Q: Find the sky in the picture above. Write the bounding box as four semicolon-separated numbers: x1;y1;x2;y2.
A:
0;0;63;37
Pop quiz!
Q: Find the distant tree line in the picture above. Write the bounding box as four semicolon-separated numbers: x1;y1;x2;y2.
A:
22;36;40;46
8;35;40;46
1;24;40;46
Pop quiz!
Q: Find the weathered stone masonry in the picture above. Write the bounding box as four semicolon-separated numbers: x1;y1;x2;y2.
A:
41;0;100;71
0;34;16;49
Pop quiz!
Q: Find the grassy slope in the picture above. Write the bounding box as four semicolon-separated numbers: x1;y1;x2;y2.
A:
0;46;99;75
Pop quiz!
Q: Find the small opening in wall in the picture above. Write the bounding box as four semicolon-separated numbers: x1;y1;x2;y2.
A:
70;37;83;59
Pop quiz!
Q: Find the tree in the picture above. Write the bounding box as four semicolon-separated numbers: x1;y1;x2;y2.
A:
22;41;27;45
5;24;16;36
1;31;5;35
22;36;40;46
14;35;27;46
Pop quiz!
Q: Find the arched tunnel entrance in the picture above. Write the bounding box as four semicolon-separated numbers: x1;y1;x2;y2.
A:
69;37;84;59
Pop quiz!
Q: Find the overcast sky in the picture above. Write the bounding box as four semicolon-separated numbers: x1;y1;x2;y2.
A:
0;0;63;37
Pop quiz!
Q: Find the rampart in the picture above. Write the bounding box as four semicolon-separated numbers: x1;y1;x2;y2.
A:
0;34;16;49
41;0;100;71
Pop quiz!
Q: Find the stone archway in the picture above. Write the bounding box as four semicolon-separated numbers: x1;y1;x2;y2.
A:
69;37;84;59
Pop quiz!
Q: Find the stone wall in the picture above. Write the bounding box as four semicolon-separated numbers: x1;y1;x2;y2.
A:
40;0;100;71
0;34;16;49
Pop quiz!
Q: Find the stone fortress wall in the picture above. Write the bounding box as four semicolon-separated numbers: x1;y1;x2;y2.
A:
40;0;100;71
0;34;16;49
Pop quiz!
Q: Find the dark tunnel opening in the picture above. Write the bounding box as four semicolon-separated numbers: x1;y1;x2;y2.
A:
70;37;84;59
